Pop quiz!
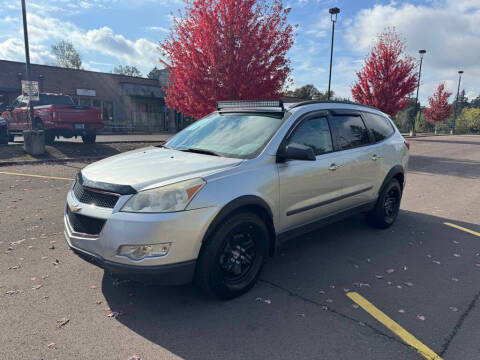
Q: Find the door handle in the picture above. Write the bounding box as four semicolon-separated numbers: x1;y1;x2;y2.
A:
371;154;382;161
329;163;340;171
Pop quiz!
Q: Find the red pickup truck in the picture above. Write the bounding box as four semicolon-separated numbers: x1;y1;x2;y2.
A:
2;93;103;144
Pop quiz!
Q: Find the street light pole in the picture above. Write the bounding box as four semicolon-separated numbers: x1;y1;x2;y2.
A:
452;70;464;134
327;7;340;101
21;0;34;130
411;49;426;137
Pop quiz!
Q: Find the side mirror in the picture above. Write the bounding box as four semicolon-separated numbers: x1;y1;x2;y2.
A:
283;143;316;161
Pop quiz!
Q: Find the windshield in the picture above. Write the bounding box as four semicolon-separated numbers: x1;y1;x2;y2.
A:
166;112;285;158
31;95;74;106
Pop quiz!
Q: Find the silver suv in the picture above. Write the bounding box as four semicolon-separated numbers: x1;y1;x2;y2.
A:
64;100;409;299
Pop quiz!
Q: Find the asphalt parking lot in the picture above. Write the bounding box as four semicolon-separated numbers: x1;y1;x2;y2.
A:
1;135;480;360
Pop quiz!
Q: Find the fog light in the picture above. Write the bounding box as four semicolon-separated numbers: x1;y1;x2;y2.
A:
118;243;171;260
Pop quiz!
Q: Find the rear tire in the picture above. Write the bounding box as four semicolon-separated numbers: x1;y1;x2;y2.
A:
44;131;55;145
82;133;96;144
366;178;402;229
195;212;269;299
0;129;7;144
33;118;44;130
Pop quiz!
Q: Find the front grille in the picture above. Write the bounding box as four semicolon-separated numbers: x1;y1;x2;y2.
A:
73;181;119;208
66;207;106;235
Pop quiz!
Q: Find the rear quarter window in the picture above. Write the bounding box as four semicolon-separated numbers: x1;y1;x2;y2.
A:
362;112;395;142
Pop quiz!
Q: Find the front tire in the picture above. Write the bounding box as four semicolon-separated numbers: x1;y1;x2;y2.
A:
195;212;269;299
366;178;402;229
82;133;96;144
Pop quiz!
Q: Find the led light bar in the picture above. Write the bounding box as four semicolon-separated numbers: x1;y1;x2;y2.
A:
216;100;284;111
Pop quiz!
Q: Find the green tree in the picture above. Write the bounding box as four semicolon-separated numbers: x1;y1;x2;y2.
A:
113;65;143;77
51;40;82;69
285;85;332;100
392;97;416;133
470;95;480;108
147;67;162;79
456;107;480;134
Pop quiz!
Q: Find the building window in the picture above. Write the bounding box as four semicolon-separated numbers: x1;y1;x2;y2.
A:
79;98;92;107
135;103;148;113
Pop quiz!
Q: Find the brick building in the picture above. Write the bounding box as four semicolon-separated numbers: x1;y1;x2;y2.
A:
0;59;187;132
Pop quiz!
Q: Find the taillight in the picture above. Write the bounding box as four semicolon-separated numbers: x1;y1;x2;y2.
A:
404;140;410;150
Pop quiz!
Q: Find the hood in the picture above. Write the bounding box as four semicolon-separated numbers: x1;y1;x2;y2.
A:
81;146;243;190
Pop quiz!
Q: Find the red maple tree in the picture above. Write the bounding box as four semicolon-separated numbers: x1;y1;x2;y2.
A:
423;83;452;128
351;29;417;116
161;0;294;119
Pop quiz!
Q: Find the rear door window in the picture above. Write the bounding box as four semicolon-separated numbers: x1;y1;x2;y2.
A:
331;115;370;150
362;112;394;142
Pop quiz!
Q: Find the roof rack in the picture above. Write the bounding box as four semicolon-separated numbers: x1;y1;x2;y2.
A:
216;100;284;112
288;100;381;112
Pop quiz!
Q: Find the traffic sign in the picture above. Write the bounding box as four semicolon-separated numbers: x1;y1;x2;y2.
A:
21;80;39;101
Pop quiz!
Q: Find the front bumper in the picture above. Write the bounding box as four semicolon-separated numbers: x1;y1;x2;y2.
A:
64;186;218;285
71;247;196;285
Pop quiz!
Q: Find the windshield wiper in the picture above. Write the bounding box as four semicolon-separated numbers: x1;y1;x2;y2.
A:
178;148;221;156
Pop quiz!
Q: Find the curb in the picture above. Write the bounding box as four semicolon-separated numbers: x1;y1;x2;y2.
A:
8;140;166;146
0;156;103;167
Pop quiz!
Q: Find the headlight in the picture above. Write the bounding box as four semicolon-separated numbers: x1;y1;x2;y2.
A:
121;178;206;213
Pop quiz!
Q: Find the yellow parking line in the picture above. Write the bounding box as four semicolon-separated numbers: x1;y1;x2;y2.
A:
444;222;480;238
347;292;442;360
0;171;73;181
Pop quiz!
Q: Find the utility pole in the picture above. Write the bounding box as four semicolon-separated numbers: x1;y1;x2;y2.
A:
21;0;34;130
411;49;426;137
452;70;464;134
327;7;340;101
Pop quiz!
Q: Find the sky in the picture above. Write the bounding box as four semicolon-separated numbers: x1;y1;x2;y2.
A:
0;0;479;104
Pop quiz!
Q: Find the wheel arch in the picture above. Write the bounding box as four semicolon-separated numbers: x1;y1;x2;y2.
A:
379;165;405;196
202;195;277;256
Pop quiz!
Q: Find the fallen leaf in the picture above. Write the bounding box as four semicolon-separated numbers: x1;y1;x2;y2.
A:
375;275;384;279
396;285;403;289
343;288;350;293
47;342;56;349
453;253;461;258
387;281;393;286
402;265;408;271
426;254;432;258
451;278;459;282
95;300;103;305
6;289;20;295
386;269;395;274
107;311;124;319
449;307;459;312
90;285;97;289
49;245;55;250
128;355;141;360
7;265;20;270
359;282;371;288
417;314;426;321
325;299;333;303
56;317;70;328
297;313;306;318
403;282;414;287
352;304;359;309
32;284;43;290
432;260;441;265
30;277;36;281
398;309;406;314
453;240;460;244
